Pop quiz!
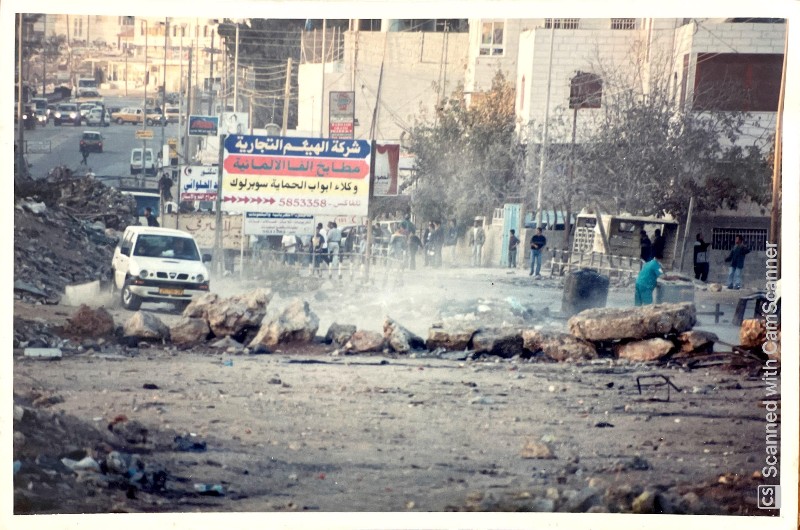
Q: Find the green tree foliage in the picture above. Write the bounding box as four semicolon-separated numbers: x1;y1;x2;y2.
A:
407;72;525;228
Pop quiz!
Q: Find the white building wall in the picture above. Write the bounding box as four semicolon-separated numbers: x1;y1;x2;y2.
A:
465;18;537;94
298;30;469;142
516;26;642;144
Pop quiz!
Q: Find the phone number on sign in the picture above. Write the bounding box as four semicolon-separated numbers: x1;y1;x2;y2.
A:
278;198;327;208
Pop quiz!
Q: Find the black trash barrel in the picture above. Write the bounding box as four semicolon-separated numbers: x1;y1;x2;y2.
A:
561;268;610;317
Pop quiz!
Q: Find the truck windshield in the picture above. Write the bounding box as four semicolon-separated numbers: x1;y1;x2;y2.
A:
134;235;200;260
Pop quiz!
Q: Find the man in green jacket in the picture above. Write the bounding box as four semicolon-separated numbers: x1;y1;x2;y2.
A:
635;256;663;306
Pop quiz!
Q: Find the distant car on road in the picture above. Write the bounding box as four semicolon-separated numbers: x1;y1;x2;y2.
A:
145;108;167;126
34;108;48;126
54;103;81;126
130;147;156;175
85;107;111;127
80;131;104;153
164;106;180;124
79;103;96;120
112;107;144;125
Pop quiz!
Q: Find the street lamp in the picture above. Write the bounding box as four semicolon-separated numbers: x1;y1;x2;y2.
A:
161;18;169;168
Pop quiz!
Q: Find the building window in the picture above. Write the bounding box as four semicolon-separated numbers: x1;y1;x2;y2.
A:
693;53;782;112
712;228;767;252
358;19;381;31
611;18;636;30
545;19;579;29
570;71;602;108
203;25;208;38
480;21;504;56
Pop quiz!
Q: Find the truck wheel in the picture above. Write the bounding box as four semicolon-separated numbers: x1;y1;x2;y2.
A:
121;280;142;311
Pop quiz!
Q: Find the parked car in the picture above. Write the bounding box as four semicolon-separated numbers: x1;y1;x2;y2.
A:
85;107;111;127
53;103;81;126
130;147;155;175
164;106;180;124
145;107;167;126
112;107;144;125
111;225;211;311
79;103;96;120
79;131;103;153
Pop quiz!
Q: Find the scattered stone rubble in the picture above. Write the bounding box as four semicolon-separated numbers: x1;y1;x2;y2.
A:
14;172;137;302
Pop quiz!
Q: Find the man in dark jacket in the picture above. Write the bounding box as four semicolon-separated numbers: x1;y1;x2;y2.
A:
640;230;652;262
652;228;666;260
144;207;159;227
724;235;750;289
529;228;547;278
693;233;711;282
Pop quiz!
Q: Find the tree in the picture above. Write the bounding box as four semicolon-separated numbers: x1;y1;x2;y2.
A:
557;40;773;221
408;72;525;228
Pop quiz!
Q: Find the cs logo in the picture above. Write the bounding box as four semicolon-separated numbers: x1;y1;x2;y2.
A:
757;485;780;509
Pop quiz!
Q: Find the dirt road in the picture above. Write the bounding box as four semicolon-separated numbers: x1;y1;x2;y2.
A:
12;267;771;516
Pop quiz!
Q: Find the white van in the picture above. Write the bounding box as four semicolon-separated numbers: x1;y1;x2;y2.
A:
130;148;155;175
111;226;211;311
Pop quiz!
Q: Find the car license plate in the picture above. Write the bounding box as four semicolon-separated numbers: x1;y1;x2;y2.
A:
159;288;184;296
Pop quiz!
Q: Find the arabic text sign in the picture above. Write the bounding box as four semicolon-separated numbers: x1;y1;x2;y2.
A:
244;212;315;236
222;135;371;216
163;212;244;250
179;165;219;202
188;115;219;137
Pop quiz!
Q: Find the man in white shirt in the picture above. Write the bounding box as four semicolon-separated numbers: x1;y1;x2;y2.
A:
326;221;342;278
281;233;297;266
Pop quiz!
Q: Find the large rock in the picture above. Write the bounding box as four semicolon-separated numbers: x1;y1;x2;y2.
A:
123;311;170;341
249;298;319;348
676;330;718;354
325;323;357;346
169;317;211;347
426;325;477;351
203;289;273;338
383;317;425;353
739;319;766;349
615;338;674;362
522;329;598;361
568;303;696;342
471;328;524;358
345;331;386;353
183;293;219;320
67;304;115;337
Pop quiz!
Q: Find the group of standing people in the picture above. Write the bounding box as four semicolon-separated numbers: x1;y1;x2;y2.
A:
504;227;547;278
309;221;344;277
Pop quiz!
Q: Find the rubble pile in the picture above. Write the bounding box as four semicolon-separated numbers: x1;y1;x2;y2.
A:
12;398;179;513
14;173;137;302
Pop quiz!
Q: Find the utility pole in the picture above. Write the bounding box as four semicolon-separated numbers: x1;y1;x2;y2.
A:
42;14;46;97
535;25;555;229
214;134;227;275
184;45;193;167
319;19;326;137
207;29;215;114
281;57;292;135
161;17;169;175
16;13;26;180
769;22;787;266
233;23;239;112
142;20;148;187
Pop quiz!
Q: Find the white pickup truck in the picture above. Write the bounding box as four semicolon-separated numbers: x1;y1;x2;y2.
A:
111;226;211;311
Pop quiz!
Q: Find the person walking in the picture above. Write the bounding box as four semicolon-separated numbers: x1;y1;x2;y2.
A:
640;230;653;262
529;227;546;278
80;144;90;165
508;229;520;268
445;219;458;267
724;235;750;290
468;220;485;267
408;232;422;270
652;229;666;260
327;221;343;278
693;233;711;282
144;207;159;227
635;255;663;306
311;224;326;276
431;221;444;267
